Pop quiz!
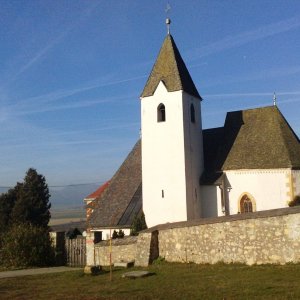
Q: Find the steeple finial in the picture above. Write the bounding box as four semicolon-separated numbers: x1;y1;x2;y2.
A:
165;3;171;34
273;92;277;106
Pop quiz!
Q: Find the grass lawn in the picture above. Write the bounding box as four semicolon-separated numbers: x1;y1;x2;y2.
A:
0;262;299;299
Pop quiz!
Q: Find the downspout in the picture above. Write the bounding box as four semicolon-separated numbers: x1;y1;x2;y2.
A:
218;175;228;216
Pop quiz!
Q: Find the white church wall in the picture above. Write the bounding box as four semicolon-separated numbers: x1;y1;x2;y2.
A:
91;228;131;241
142;82;189;227
100;228;131;240
182;91;203;219
201;185;221;218
225;169;289;215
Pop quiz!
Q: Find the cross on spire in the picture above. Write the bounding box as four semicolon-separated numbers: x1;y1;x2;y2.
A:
165;3;171;34
273;92;277;106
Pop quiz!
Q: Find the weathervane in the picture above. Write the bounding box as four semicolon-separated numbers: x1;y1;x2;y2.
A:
273;92;277;106
165;3;171;34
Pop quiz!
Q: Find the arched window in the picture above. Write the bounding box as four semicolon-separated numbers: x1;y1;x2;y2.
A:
190;104;195;123
239;194;255;213
157;103;166;122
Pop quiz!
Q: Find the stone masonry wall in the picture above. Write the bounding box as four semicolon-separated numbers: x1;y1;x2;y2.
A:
153;207;300;265
134;232;154;267
94;236;137;266
87;207;300;267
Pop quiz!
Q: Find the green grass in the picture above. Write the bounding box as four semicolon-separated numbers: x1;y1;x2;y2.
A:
0;262;300;299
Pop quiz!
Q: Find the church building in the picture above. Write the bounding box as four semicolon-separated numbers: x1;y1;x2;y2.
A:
87;22;300;233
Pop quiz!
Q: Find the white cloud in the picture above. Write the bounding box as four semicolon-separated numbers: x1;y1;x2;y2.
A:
1;1;102;88
200;65;300;89
12;74;145;109
187;16;300;60
204;91;300;99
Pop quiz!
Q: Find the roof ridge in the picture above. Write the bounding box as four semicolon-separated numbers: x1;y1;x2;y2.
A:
275;107;300;167
168;34;183;90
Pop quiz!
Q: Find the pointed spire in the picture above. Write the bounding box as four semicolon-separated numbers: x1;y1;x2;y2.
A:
141;35;202;99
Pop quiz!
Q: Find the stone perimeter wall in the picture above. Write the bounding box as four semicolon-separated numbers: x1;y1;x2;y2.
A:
94;236;137;266
158;214;300;265
87;207;300;266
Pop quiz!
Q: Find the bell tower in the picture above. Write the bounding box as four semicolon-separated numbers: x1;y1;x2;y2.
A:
140;22;204;227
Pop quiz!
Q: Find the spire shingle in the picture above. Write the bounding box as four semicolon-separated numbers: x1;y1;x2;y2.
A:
141;35;201;99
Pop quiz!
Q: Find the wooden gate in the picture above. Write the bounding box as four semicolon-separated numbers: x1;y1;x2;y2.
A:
65;236;86;267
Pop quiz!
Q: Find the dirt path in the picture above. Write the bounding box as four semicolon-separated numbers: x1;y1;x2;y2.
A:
0;266;82;279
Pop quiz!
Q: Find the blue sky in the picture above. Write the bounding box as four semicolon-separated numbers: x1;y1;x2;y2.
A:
1;0;300;187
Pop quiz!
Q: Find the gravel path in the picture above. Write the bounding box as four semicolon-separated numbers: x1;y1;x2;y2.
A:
0;266;82;279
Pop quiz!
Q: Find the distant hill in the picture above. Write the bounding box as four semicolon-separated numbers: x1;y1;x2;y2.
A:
50;183;99;209
0;183;100;210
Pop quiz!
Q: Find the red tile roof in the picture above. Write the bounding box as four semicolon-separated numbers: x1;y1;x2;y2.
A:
85;181;110;200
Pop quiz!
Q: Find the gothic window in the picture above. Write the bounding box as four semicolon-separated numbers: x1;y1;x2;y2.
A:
157;103;166;122
190;104;195;123
240;194;254;213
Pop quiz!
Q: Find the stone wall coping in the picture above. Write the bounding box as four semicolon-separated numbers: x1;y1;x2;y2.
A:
95;236;137;247
142;206;300;233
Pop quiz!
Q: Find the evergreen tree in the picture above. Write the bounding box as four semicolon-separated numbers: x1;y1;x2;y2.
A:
11;168;51;228
0;183;22;234
112;230;118;239
130;212;147;236
118;229;125;238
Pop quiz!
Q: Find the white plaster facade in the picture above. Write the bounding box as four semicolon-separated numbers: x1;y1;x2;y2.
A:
226;169;292;215
141;81;203;227
201;169;297;218
201;185;222;218
90;228;131;241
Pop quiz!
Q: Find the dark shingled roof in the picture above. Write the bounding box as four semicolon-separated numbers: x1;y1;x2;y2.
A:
88;140;142;228
141;34;201;99
202;106;300;183
221;106;300;170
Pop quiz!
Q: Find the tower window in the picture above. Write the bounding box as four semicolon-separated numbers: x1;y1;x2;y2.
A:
162;190;164;198
157;103;166;122
190;104;195;123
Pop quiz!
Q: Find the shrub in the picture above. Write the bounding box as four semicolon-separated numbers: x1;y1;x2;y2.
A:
153;256;165;265
288;195;300;207
66;228;82;239
112;230;118;239
112;229;125;239
0;223;55;268
118;229;125;238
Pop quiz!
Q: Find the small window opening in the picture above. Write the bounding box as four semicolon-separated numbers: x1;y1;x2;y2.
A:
190;104;195;123
157;103;166;122
162;190;164;198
